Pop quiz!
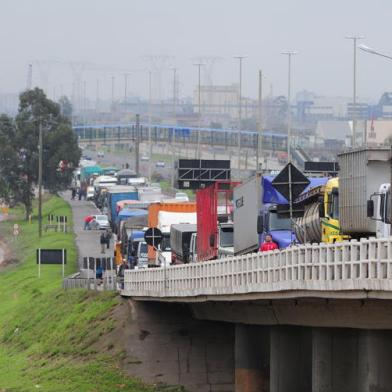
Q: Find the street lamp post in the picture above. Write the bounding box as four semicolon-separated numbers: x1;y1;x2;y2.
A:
194;63;204;159
281;51;298;163
346;35;364;147
234;55;247;170
148;71;152;181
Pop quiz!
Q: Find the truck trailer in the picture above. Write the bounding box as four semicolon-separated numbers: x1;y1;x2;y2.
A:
338;147;391;238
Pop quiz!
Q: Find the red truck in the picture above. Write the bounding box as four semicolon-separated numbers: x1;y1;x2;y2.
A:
196;181;240;261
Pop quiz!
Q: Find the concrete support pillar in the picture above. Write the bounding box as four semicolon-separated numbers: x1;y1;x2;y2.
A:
235;324;270;392
358;330;392;392
312;328;359;392
270;326;312;392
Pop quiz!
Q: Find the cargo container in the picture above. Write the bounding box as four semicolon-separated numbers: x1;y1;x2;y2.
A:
197;181;239;262
106;186;139;228
147;201;197;263
338;147;391;237
170;224;197;264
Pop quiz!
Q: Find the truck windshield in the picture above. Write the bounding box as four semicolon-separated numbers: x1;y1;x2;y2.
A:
328;192;339;219
269;211;291;231
385;190;391;224
220;227;233;247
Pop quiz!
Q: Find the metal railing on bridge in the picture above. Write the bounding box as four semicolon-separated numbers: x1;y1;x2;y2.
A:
73;123;287;151
122;237;392;299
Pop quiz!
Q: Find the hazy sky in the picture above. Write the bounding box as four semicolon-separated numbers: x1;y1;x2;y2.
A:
1;0;391;102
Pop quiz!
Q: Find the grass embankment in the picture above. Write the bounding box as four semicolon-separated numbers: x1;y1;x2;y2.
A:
0;197;181;392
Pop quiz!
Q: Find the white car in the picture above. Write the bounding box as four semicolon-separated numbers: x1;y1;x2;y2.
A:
175;192;189;202
141;155;150;161
155;161;165;168
92;215;110;230
97;151;105;158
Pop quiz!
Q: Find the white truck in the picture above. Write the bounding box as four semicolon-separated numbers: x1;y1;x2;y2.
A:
157;211;197;266
338;147;392;239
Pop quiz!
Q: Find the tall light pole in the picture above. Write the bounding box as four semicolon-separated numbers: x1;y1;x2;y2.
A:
281;51;298;162
257;69;263;171
346;35;364;147
194;63;204;159
148;70;152;181
234;55;247;170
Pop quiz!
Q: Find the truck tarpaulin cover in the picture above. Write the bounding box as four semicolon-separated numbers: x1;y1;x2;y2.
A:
262;176;329;204
117;208;148;225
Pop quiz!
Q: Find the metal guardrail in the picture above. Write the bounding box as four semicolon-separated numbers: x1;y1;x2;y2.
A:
122;237;392;299
63;271;117;291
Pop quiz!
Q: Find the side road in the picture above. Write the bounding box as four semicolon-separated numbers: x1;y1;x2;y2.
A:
62;191;114;269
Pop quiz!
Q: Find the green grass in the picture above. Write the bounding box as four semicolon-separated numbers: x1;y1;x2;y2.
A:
0;197;182;392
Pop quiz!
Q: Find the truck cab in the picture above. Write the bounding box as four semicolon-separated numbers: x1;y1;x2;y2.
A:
258;205;293;249
218;222;234;257
368;183;391;238
189;233;197;262
321;177;349;243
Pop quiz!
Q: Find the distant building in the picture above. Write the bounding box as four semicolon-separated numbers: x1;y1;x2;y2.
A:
315;120;351;145
193;84;239;118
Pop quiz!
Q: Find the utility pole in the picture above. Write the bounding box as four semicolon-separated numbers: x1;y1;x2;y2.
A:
346;35;364;147
27;64;32;90
194;63;204;159
38;121;43;238
148;71;152;181
123;73;130;103
111;76;115;104
234;56;247;170
281;51;298;162
135;114;140;176
172;67;177;116
256;69;263;171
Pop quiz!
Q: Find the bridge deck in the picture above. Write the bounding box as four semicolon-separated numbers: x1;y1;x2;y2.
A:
122;237;392;302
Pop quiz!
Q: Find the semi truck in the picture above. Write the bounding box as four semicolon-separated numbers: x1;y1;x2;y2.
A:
293;177;349;243
147;201;197;265
170;224;197;264
106;186;139;228
338;147;392;239
196;181;239;262
233;173;293;255
367;183;391;238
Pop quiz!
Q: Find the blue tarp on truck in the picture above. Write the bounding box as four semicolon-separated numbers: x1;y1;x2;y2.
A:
108;190;138;225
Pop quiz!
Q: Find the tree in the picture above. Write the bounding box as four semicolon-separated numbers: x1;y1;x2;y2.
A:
58;95;73;119
0;88;82;219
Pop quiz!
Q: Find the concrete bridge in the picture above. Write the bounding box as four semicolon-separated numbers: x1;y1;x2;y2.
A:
121;237;392;392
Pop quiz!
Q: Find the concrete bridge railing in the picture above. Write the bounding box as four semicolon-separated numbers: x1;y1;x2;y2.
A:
122;237;392;300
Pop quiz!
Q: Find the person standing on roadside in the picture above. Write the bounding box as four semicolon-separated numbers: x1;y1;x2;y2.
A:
100;231;106;254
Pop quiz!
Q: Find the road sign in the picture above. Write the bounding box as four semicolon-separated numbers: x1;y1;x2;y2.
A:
272;162;310;202
144;227;163;248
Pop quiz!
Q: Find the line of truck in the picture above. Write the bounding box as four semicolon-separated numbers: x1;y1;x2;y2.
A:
78;146;392;269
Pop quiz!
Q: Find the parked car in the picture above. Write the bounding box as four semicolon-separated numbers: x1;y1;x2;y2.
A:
141;155;150;161
175;192;189;202
92;214;110;230
155;161;165;168
97;151;105;158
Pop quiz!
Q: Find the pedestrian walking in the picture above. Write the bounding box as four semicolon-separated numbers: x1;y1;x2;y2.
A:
100;231;106;254
105;229;111;249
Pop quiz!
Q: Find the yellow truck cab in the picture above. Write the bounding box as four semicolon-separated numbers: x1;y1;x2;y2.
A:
321;177;349;243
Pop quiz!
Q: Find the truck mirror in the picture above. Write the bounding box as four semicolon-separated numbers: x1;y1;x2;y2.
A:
318;202;325;218
367;200;374;218
209;234;215;247
257;215;264;234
